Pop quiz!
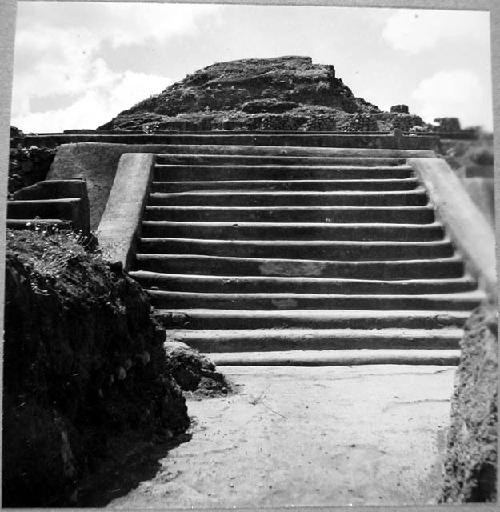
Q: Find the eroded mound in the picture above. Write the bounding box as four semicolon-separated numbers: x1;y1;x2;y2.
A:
99;56;424;132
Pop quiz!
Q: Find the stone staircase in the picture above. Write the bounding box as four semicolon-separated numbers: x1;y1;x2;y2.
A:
7;179;90;234
128;145;486;365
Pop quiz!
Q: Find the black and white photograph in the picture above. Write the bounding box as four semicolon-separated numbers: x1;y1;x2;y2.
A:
0;0;497;508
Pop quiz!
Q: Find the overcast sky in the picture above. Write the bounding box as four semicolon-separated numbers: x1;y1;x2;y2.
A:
11;2;493;133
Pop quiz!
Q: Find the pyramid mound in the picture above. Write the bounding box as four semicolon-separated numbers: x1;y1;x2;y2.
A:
99;56;424;132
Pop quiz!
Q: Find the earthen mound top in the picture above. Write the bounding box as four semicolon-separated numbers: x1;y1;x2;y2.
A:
99;56;424;132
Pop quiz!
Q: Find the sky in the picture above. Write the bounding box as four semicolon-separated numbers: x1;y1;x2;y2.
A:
11;2;493;133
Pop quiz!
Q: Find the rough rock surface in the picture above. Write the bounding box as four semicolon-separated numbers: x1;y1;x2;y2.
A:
2;230;190;506
164;341;232;399
99;56;424;133
9;145;55;194
440;304;498;502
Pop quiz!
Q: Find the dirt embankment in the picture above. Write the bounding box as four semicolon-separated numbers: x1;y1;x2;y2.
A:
440;304;498;503
2;230;191;506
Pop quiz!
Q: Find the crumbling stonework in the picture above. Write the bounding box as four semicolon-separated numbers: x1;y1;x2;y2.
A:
99;56;427;133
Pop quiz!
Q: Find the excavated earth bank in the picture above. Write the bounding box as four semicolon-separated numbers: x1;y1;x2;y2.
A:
2;230;227;506
440;304;498;502
440;306;498;503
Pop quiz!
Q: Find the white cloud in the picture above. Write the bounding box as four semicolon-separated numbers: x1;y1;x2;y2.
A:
16;3;222;49
12;69;170;132
382;10;489;54
411;70;493;129
11;3;220;132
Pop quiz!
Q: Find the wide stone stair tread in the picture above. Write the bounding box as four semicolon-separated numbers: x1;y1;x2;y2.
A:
144;205;435;223
135;253;464;279
148;289;485;310
138;237;453;260
154;153;407;166
206;349;461;366
130;270;476;294
165;327;464;351
153;164;413;181
140;221;445;241
154;308;470;329
148;188;428;206
151;177;421;193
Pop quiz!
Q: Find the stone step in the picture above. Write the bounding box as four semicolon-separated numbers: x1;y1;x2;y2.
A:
138;237;453;260
152;144;433;158
135;254;465;279
143;205;435;223
155;154;407;166
140;221;445;241
148;289;485;310
151;177;420;193
130;271;476;294
153;164;413;181
7;198;81;220
154;309;470;330
148;189;429;207
6;218;72;230
164;327;464;352
207;349;461;366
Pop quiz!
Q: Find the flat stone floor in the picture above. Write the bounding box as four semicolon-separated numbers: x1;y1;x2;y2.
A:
108;365;456;508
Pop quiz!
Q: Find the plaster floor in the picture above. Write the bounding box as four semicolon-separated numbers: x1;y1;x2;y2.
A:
108;364;456;508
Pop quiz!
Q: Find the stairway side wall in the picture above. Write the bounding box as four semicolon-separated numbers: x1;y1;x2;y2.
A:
97;153;154;270
49;143;171;229
409;158;497;299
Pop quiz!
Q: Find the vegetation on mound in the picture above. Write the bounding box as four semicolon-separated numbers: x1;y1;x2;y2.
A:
3;229;190;506
440;304;497;503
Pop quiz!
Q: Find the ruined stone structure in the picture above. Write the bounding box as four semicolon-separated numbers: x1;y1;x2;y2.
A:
99;56;425;133
7;57;495;365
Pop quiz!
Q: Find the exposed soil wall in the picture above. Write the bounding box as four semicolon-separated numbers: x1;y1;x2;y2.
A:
440;304;498;503
9;144;55;194
2;230;190;506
